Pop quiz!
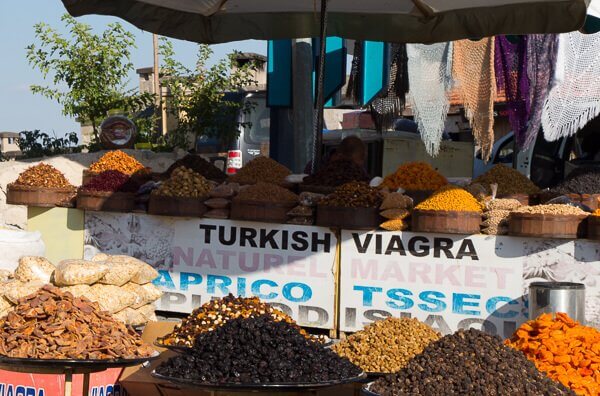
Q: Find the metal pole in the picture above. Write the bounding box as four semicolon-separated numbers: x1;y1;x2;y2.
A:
311;0;329;174
153;34;166;136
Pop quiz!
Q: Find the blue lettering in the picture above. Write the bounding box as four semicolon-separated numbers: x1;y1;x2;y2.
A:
7;384;13;396
15;386;24;396
418;291;447;312
237;277;247;297
152;270;175;289
282;283;312;303
452;293;480;316
207;275;232;295
486;296;519;318
353;286;383;307
26;388;36;396
251;279;278;299
179;272;202;291
386;288;414;310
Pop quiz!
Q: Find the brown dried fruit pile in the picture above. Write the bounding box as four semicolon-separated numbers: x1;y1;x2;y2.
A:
0;285;154;360
234;182;298;203
320;182;383;208
229;157;291;185
12;164;74;189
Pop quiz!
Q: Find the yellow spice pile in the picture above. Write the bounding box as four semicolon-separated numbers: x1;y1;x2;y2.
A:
416;185;483;213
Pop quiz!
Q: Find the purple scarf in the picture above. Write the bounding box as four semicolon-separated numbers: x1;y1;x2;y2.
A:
494;36;530;148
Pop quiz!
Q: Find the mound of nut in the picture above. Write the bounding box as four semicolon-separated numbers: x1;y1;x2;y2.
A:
332;317;440;373
159;294;321;347
0;285;155;360
154;166;212;198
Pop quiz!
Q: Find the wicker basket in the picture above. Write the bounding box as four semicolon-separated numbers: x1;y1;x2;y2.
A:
6;184;76;208
412;210;482;234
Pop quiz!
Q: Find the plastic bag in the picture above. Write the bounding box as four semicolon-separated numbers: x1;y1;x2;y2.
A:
204;198;230;209
99;259;141;286
136;304;157;321
486;199;522;211
380;209;410;220
0;229;45;273
287;205;314;217
53;260;109;286
380;219;408;231
369;177;384;187
141;283;163;302
113;307;147;327
0;270;12;282
129;262;159;285
91;253;110;262
122;282;162;308
299;192;324;207
3;281;45;304
204;209;230;219
14;256;55;283
60;284;93;299
90;284;137;313
380;193;413;210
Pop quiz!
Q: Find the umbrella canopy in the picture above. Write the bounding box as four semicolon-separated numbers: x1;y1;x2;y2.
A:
62;0;589;44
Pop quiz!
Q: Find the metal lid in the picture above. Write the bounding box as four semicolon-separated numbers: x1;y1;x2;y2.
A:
529;282;585;290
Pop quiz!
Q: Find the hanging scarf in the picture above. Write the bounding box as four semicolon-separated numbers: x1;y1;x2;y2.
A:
495;36;530;148
370;44;410;131
346;41;363;103
453;38;496;161
406;43;452;156
524;34;559;148
542;31;600;141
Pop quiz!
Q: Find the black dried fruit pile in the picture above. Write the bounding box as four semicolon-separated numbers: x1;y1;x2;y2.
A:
156;315;361;384
164;155;226;182
370;328;574;396
550;167;600;195
303;159;369;187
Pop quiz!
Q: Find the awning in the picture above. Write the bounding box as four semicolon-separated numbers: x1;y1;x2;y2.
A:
62;0;590;44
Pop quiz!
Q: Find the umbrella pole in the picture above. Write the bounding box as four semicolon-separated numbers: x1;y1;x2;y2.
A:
311;0;329;174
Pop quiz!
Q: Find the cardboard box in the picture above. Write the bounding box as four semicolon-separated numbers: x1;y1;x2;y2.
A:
340;112;376;130
120;322;363;396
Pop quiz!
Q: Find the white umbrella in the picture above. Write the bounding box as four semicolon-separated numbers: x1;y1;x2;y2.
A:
62;0;589;44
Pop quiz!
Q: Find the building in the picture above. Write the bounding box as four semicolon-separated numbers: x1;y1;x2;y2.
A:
0;132;21;157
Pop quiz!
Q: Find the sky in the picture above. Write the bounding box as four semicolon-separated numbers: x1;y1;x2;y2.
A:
0;1;265;137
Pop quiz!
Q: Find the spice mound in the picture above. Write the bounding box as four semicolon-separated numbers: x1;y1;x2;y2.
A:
164;154;226;182
156;315;361;384
160;294;316;348
0;285;154;360
12;164;74;189
593;209;600;216
472;164;540;195
154;167;211;198
320;181;383;208
234;182;298;203
332;317;440;373
229;157;291;185
371;328;574;396
512;204;588;216
381;162;448;191
506;313;600;396
89;150;148;175
302;159;369;187
415;185;483;212
550;167;600;195
80;170;138;193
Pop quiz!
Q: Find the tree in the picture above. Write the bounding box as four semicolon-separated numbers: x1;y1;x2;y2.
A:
159;38;259;149
26;14;154;145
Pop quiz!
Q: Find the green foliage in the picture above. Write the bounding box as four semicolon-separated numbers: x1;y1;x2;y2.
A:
17;130;81;159
159;38;258;148
26;14;154;144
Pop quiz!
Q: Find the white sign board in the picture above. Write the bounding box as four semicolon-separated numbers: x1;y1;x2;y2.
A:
84;213;338;329
339;230;525;337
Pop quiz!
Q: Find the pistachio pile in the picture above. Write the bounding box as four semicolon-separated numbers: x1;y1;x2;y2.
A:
332;318;440;373
154;166;212;198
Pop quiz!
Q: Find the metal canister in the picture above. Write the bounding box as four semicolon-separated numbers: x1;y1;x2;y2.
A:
529;282;585;323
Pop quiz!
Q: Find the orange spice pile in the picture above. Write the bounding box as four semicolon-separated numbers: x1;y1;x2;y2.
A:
381;162;448;191
90;151;148;175
506;313;600;395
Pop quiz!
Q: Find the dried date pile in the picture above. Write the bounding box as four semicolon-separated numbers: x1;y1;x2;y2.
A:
370;328;573;395
0;285;155;360
549;167;600;195
320;182;382;208
303;158;369;187
159;294;319;348
234;182;298;203
164;154;226;182
156;315;361;384
11;164;74;190
229;157;291;185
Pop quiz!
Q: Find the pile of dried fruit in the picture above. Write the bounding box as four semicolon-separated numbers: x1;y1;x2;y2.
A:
154;167;212;198
320;181;383;208
471;164;540;195
371;328;573;395
234;182;298;203
159;294;317;347
506;313;600;396
415;185;483;212
229;157;291;185
332;318;440;373
164;155;226;182
80;170;138;193
381;162;448;191
11;164;74;189
302;158;369;187
0;285;155;360
512;204;588;216
550;167;600;195
156;315;361;384
593;209;600;216
89;151;148;175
